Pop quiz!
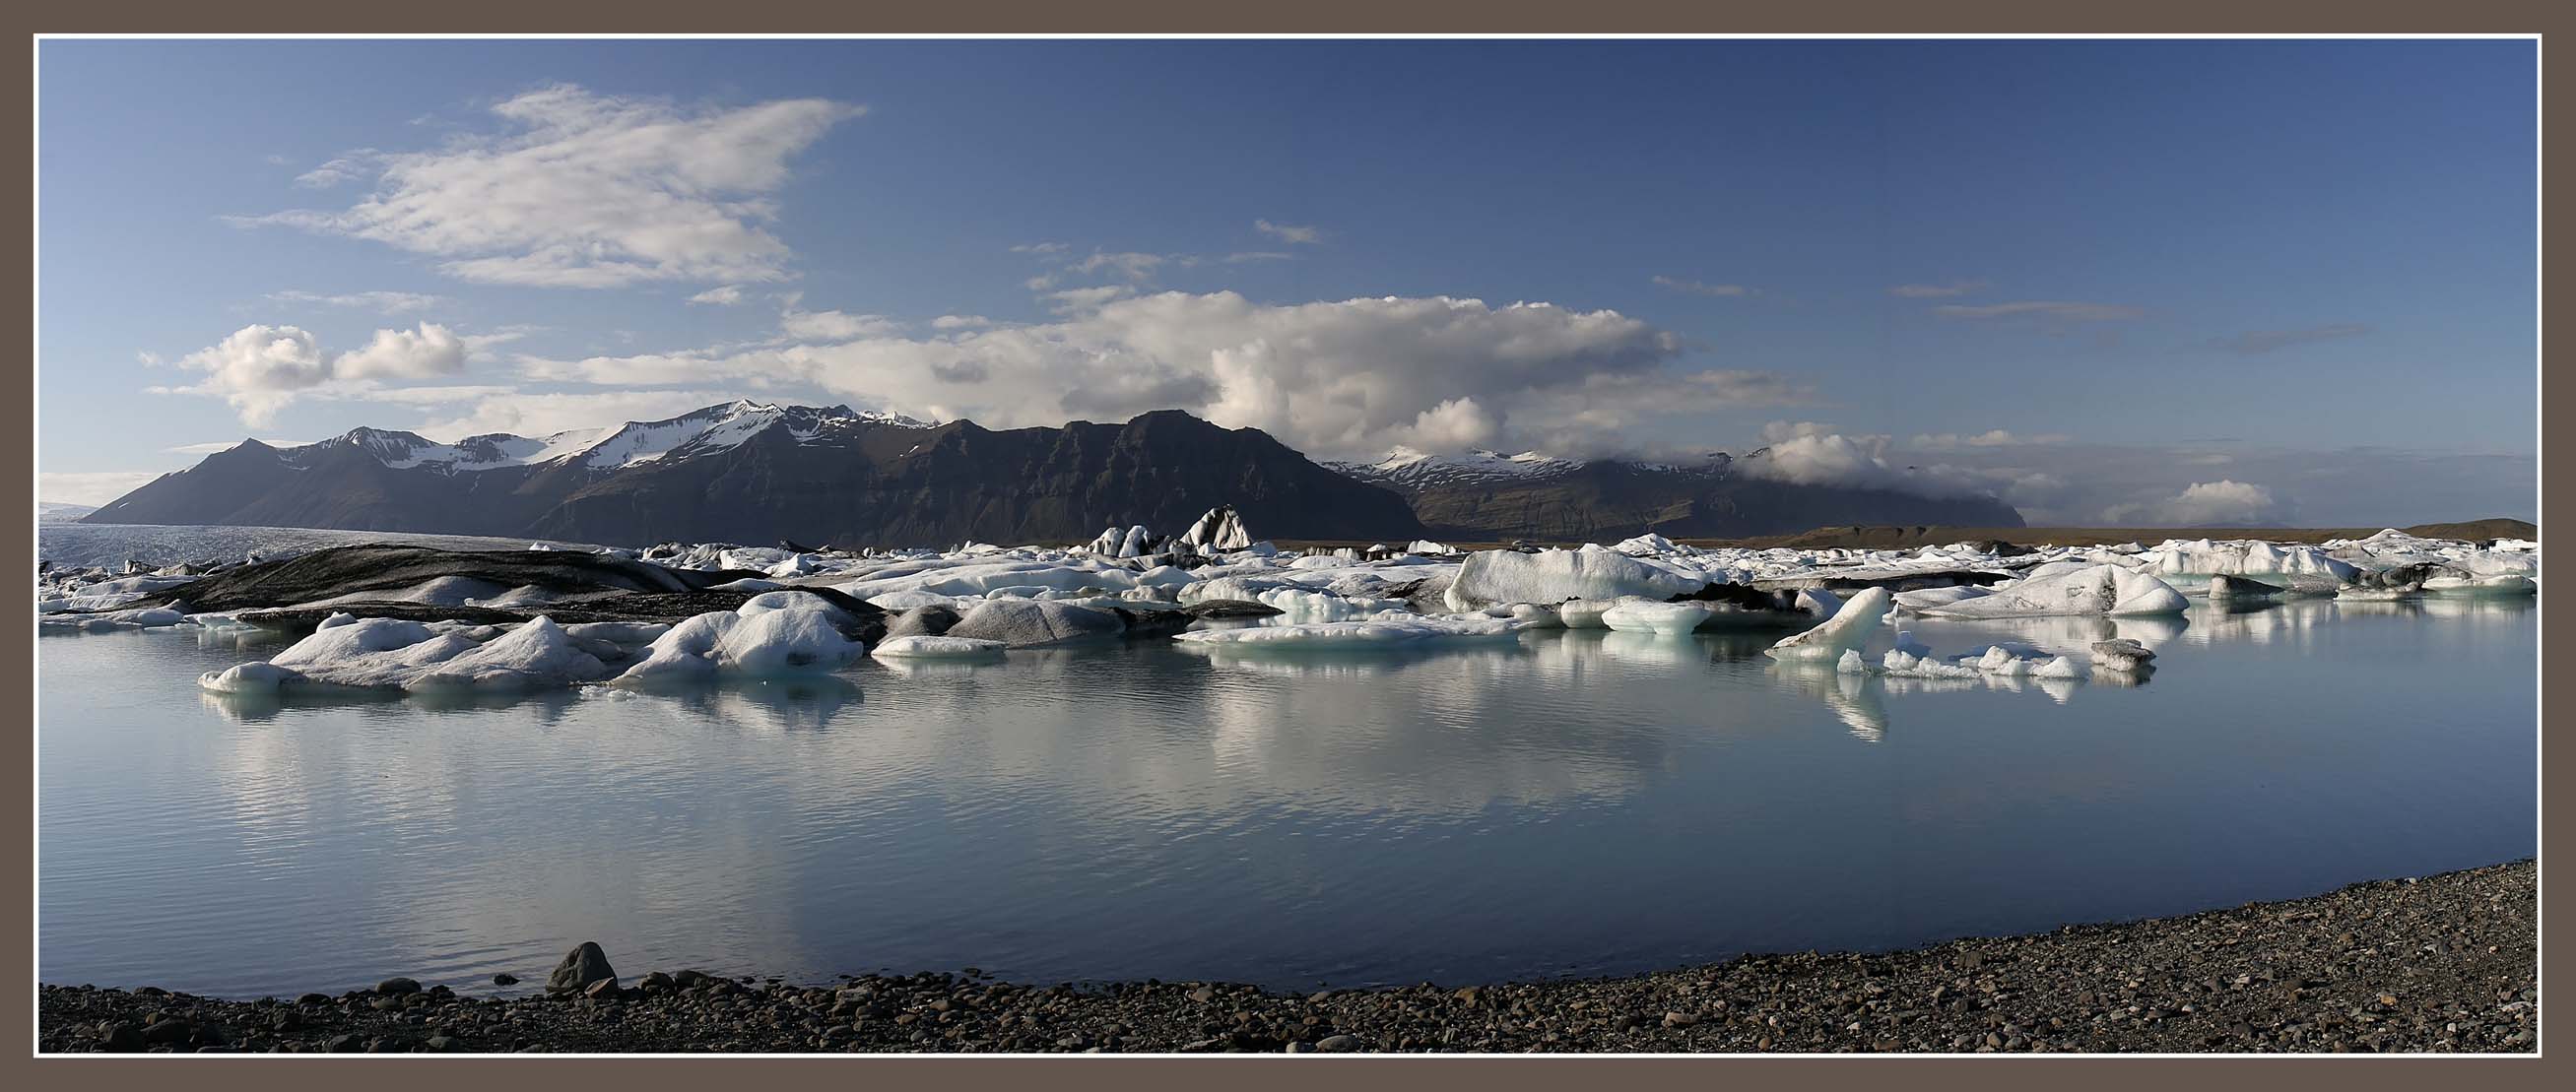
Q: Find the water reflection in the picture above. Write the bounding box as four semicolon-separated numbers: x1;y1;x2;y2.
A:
36;602;2541;998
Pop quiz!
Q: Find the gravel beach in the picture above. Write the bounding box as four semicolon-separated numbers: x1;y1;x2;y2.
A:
38;860;2536;1055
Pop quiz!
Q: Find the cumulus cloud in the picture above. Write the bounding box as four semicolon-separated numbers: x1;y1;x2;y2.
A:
2212;323;2371;354
1651;276;1751;297
231;85;861;288
930;314;993;330
2102;480;2280;527
503;290;1800;460
1931;300;2146;321
687;286;747;305
1254;219;1322;245
153;322;476;425
1888;279;1988;298
1738;423;2029;504
265;289;445;314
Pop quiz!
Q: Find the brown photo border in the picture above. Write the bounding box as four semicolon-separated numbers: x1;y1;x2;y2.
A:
2;3;2561;1089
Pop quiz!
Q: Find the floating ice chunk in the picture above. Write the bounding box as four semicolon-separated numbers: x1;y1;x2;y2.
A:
1917;565;2188;618
197;661;301;695
710;608;868;675
1257;587;1412;623
713;578;785;592
403;616;615;690
1763;587;1893;662
944;599;1125;648
2206;574;2284;601
1556;599;1613;629
1172;612;1526;648
864;588;969;610
1599;598;1715;635
1443;546;1706;612
2031;656;2086;679
610;611;741;685
316;611;360;630
1974;646;2033;676
1836;648;1867;674
871;635;1006;659
1893;585;1991;611
2089;638;2156;673
271;617;437;670
1508;603;1564;628
1794;588;1843;621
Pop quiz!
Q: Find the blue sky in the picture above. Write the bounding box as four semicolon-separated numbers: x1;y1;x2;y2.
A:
36;38;2538;525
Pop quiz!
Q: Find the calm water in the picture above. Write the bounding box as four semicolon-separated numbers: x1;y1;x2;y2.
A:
37;594;2536;998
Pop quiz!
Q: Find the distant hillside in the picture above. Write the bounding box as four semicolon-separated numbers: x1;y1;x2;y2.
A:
1326;446;2025;541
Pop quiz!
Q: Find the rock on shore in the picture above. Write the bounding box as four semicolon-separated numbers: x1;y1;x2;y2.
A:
35;861;2535;1055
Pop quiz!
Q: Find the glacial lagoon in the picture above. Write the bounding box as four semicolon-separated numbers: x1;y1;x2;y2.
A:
38;581;2534;998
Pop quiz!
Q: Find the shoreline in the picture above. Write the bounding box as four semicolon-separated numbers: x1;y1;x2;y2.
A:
38;860;2536;1055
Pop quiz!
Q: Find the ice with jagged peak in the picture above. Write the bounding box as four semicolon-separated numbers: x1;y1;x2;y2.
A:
1915;563;2188;618
1611;533;1682;556
1173;611;1529;648
1443;546;1707;611
2142;539;2357;582
1180;506;1253;553
1764;587;1893;662
1257;587;1412;623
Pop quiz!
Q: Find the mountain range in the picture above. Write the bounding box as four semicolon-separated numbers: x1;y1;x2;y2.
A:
82;401;2022;546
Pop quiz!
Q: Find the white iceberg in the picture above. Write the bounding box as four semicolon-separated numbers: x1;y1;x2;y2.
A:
1443;546;1705;611
870;634;1006;659
1599;598;1715;636
1915;564;2188;618
1763;587;1893;662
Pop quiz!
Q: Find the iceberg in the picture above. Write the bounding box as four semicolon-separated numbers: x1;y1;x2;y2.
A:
871;634;1007;659
1915;564;2188;618
1763;587;1893;662
943;599;1126;648
1172;612;1527;648
1443;546;1705;611
1599;598;1715;635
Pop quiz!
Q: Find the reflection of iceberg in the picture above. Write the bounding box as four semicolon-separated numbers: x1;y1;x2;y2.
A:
1771;662;1887;741
1596;630;1708;668
1180;638;1535;678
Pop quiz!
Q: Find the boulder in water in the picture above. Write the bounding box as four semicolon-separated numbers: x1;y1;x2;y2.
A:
547;941;618;996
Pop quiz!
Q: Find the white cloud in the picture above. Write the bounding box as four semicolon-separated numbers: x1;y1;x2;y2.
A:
687;286;747;305
1651;276;1751;297
2102;480;2280;527
779;309;900;341
1740;424;2012;502
154;322;474;424
1888;279;1988;298
418;388;757;441
510;290;1804;461
930;314;993;330
1223;251;1296;264
1254;219;1323;245
292;152;378;188
38;471;164;506
1907;429;2071;450
1040;285;1136;313
265;289;446;314
1010;241;1068;255
1931;300;2146;321
136;351;163;366
335;323;468;381
231;85;862;288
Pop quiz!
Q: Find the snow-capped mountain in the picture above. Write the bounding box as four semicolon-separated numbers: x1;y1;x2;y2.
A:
84;404;1421;547
280;401;938;477
1324;446;1588;488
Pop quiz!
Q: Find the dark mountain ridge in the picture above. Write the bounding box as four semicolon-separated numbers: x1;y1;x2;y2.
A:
88;401;2026;546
